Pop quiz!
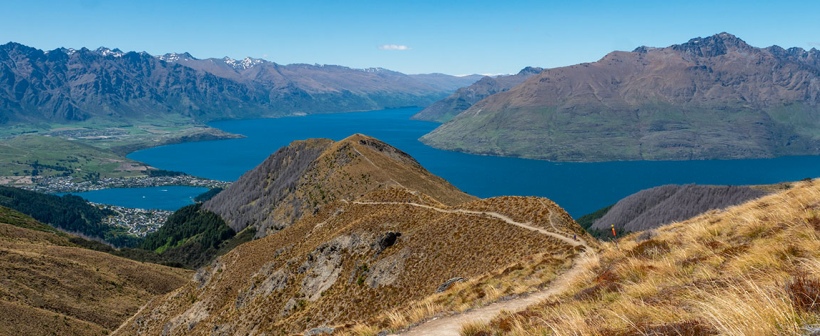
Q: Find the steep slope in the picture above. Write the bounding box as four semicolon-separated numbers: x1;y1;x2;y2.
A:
115;136;589;335
421;33;820;161
203;134;476;237
412;67;543;122
590;184;769;233
471;178;820;335
0;43;461;128
0;206;191;335
115;188;585;335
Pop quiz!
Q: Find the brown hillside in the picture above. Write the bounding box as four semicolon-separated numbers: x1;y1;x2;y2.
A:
204;134;476;237
471;178;820;335
422;33;820;161
0;207;192;336
115;186;586;335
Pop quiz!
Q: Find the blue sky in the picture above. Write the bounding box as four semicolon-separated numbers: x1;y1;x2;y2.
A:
2;0;818;75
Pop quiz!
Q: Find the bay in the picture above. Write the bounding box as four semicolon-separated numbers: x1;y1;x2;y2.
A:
65;186;209;211
127;107;820;217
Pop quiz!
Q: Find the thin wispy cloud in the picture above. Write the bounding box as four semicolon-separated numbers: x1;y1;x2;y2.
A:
379;44;410;51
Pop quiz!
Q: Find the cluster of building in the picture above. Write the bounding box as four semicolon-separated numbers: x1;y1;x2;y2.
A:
23;175;231;193
99;204;172;237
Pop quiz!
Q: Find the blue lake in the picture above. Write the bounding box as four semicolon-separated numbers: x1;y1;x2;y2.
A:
122;107;820;217
65;186;209;211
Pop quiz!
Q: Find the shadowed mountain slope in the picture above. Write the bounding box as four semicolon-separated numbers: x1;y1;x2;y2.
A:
412;66;543;122
590;184;769;233
421;33;820;161
203;134;476;237
0;206;191;335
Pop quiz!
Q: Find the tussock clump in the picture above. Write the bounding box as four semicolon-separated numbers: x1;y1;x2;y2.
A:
574;267;621;301
787;273;820;313
807;214;820;232
600;320;717;336
460;320;493;336
630;239;670;259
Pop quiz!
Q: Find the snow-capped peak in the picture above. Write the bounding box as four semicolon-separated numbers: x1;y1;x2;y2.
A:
49;48;77;56
96;47;124;57
362;67;388;73
223;56;266;70
158;52;196;62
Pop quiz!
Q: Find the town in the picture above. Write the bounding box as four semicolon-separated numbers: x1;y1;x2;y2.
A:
22;174;231;194
98;204;172;237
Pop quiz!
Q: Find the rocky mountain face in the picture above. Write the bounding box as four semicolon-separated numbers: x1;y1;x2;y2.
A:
0;206;190;336
115;135;586;335
412;66;543;122
202;134;476;238
421;33;820;161
0;43;464;126
590;184;769;233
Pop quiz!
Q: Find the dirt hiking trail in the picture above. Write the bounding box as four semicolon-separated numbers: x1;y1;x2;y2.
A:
352;200;597;336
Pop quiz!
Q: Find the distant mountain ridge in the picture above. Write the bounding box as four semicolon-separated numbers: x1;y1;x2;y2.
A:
412;66;543;122
421;33;820;161
0;42;476;126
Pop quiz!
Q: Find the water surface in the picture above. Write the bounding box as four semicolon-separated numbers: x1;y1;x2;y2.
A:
127;108;820;216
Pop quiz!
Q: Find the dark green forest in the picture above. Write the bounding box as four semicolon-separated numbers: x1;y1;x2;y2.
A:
140;203;251;268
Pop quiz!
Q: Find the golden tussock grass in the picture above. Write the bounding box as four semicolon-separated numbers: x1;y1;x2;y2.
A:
0;220;192;335
122;187;581;336
476;179;820;335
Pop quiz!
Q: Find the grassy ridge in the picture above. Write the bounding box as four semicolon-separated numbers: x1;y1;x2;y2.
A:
468;179;820;335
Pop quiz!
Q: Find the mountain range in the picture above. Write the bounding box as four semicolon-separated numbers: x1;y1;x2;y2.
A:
0;43;480;126
411;66;543;122
421;33;820;161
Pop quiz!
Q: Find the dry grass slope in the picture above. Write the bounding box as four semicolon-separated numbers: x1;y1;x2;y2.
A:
0;208;192;336
115;188;583;335
468;179;820;335
205;134;475;237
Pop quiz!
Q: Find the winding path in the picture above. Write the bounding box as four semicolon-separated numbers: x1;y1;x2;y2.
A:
351;200;596;336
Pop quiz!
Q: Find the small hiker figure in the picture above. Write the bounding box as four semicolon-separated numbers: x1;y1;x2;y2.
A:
573;234;577;240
